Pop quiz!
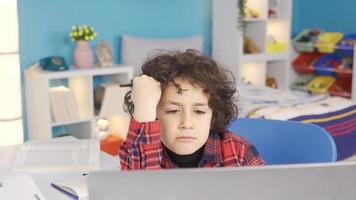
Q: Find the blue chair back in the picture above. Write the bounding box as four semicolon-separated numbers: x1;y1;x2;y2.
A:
228;118;337;165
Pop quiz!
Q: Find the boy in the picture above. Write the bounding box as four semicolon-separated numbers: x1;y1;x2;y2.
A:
120;50;265;169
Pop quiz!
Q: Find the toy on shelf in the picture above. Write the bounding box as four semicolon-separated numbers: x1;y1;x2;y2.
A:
291;74;315;92
266;76;278;89
307;76;335;94
266;35;287;53
100;134;123;156
244;36;261;54
292;52;322;74
313;54;340;76
334;57;353;79
293;29;323;52
244;7;260;19
328;79;352;98
268;0;281;18
339;36;356;49
337;33;356;56
315;32;343;53
339;39;356;47
313;54;353;78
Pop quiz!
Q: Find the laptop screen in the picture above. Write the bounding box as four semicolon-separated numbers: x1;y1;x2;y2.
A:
88;162;356;200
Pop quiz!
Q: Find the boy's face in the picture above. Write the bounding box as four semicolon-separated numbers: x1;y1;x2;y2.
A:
157;78;213;155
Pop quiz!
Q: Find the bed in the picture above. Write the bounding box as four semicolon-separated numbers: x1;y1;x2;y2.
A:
238;83;356;160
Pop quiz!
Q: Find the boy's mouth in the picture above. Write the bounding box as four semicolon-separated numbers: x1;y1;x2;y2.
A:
175;136;196;143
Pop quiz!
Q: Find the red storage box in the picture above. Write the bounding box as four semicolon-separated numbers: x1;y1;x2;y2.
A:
328;79;352;98
334;56;353;79
292;52;322;74
334;68;353;79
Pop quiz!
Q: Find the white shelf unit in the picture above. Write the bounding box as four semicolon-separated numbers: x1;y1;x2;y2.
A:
25;65;133;140
212;0;292;90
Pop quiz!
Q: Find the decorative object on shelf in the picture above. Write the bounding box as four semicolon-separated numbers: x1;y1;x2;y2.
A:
266;76;278;89
237;0;246;32
244;7;260;18
100;134;124;156
96;40;113;68
292;29;323;52
307;76;336;94
315;32;343;53
69;25;98;69
96;118;109;139
291;74;316;92
39;56;69;71
268;0;281;18
243;36;261;54
266;35;287;53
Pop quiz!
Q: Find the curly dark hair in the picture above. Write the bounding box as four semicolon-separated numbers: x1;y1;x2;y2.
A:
124;49;239;132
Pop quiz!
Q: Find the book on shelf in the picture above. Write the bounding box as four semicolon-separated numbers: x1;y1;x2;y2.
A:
49;86;80;123
94;81;130;117
63;89;80;121
11;137;100;173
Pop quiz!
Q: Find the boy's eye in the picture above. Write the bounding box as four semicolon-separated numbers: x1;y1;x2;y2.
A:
166;110;179;114
194;110;206;115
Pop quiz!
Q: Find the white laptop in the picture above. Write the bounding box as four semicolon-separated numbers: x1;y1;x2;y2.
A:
88;162;356;200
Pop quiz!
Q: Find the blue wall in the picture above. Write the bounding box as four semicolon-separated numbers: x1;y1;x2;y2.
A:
292;0;356;36
18;0;356;139
18;0;212;70
18;0;212;139
19;0;356;74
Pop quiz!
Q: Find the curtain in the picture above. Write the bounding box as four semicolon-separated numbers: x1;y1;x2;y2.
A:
0;0;23;145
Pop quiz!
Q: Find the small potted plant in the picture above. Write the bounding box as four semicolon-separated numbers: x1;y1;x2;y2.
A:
237;0;246;33
70;25;98;69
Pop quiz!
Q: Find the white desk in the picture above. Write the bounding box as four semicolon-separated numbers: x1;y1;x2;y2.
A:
0;144;120;200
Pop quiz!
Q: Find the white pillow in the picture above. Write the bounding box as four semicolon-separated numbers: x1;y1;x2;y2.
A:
120;35;204;76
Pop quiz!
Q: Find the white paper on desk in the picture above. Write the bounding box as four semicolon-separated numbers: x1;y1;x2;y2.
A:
11;139;100;173
0;172;46;200
51;174;88;199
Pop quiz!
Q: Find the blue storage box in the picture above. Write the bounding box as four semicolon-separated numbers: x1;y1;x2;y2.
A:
313;54;340;76
336;33;356;56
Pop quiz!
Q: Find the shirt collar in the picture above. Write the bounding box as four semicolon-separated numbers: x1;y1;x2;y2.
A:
200;131;224;166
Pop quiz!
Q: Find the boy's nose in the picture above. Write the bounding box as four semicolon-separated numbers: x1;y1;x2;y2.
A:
179;113;193;129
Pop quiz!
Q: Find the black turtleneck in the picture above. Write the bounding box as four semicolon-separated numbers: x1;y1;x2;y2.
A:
165;145;205;168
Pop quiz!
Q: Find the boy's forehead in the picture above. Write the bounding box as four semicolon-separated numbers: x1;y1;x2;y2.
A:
161;79;210;102
166;78;200;93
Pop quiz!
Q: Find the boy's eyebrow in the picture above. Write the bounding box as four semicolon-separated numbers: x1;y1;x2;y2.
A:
163;101;208;107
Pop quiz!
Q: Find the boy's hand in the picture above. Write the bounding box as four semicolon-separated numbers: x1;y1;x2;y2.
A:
132;75;162;122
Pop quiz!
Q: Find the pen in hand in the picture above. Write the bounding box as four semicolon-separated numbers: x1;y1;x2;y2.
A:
119;83;133;87
119;79;133;87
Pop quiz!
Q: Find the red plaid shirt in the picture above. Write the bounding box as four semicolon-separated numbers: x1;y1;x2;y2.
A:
119;119;265;170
